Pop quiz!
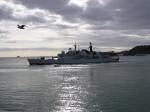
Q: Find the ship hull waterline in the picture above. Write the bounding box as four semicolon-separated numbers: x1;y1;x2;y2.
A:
28;58;119;65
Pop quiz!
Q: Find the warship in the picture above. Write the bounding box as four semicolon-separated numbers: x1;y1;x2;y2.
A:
28;42;119;65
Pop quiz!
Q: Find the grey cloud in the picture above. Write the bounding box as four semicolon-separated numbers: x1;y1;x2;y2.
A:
0;34;9;40
120;29;150;37
13;0;69;11
0;30;10;40
19;14;46;24
3;40;37;43
107;0;150;29
81;0;113;24
5;0;150;30
0;4;14;20
0;2;48;24
63;29;150;50
55;24;78;29
4;40;16;43
0;30;9;34
0;47;59;51
13;0;114;24
15;12;48;24
74;35;150;50
13;0;82;22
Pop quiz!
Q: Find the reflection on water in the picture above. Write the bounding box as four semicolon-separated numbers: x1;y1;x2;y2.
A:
51;66;102;112
0;56;150;112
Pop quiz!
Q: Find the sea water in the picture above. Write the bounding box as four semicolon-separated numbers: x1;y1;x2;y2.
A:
0;56;150;112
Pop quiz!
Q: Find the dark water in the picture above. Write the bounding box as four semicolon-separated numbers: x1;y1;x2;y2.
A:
0;56;150;112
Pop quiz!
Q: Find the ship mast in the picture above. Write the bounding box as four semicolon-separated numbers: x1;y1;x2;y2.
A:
89;42;93;52
74;42;77;51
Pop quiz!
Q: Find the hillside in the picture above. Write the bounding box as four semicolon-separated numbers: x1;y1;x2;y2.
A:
120;45;150;56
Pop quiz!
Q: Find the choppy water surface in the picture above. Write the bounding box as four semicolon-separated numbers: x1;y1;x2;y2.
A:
0;56;150;112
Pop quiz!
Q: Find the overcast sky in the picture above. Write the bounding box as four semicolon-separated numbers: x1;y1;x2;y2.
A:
0;0;150;57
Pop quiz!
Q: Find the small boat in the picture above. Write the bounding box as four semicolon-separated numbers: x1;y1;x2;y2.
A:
28;42;119;65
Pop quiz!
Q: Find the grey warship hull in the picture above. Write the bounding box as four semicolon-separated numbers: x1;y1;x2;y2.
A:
28;56;119;65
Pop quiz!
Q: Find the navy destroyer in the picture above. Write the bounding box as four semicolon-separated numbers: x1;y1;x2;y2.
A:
28;42;119;65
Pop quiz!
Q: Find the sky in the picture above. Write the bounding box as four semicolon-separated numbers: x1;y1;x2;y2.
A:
0;0;150;57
